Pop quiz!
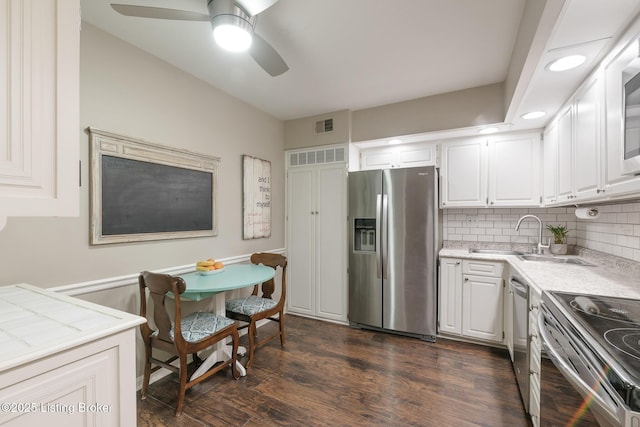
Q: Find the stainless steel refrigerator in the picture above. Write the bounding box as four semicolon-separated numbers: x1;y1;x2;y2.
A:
348;166;438;341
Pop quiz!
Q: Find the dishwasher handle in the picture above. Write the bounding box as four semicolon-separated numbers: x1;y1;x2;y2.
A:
509;277;528;299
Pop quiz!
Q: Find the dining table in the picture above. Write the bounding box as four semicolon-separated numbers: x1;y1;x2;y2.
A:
179;263;275;378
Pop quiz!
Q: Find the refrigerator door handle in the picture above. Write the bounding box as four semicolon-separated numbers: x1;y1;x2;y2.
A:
381;194;389;279
376;194;382;278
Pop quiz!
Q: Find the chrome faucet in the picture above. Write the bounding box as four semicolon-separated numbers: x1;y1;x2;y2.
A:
514;215;550;255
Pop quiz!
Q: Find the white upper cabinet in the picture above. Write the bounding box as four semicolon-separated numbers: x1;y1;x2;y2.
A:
488;133;541;206
359;142;437;170
440;138;487;207
0;0;80;227
543;70;605;205
556;105;574;203
542;120;558;205
440;133;540;208
574;76;603;200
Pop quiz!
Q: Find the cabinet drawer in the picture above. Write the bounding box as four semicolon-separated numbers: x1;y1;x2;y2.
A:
462;260;503;277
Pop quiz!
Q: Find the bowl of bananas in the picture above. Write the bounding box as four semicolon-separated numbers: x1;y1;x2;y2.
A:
196;259;225;275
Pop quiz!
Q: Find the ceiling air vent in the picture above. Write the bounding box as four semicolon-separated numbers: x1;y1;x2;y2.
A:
314;118;334;134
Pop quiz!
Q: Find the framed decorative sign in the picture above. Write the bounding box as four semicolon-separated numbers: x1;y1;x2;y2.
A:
88;127;220;245
243;155;271;239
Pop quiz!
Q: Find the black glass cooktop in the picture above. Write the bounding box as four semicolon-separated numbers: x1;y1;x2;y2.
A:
549;291;640;409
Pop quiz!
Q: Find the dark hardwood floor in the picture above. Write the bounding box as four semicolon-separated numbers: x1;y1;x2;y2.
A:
137;314;530;426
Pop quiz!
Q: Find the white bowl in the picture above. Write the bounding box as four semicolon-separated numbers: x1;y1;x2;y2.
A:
198;267;224;276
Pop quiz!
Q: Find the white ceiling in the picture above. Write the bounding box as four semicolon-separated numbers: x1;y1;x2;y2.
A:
80;0;640;144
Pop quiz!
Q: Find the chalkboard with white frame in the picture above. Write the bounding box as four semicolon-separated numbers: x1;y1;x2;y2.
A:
88;128;220;245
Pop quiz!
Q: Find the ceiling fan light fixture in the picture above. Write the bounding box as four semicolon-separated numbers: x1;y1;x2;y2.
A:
209;2;256;53
213;22;253;52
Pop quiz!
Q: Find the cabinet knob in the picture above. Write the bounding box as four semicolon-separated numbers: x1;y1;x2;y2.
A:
464;277;469;282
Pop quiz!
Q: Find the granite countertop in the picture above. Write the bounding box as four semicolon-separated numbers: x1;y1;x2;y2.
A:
0;284;145;371
439;247;640;299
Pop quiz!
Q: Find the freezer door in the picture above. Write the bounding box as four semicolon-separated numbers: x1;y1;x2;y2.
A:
348;170;382;328
382;167;437;337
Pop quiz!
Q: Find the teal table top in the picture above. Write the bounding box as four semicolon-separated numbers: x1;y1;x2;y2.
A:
179;264;275;301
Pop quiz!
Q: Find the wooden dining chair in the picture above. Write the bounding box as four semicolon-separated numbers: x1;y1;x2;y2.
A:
138;271;240;416
225;252;287;368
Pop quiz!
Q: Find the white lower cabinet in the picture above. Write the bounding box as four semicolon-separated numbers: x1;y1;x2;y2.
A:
528;286;542;427
438;258;504;343
1;331;137;427
0;284;144;427
286;162;347;323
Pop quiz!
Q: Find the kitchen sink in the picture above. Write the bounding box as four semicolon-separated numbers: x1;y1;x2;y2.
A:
517;254;596;266
468;249;525;256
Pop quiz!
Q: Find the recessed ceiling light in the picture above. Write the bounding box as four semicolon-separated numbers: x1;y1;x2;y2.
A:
547;54;586;72
388;139;403;145
521;111;546;120
479;127;499;135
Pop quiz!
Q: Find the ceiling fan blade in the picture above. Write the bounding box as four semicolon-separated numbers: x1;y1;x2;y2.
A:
249;32;288;76
111;4;210;21
235;0;279;16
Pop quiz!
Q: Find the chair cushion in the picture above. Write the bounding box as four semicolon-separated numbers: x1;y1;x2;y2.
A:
169;312;235;343
226;295;277;316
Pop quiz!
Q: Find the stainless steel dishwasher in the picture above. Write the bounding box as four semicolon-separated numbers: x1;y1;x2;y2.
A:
510;274;530;412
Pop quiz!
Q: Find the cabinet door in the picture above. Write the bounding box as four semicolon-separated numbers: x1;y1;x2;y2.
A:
0;0;79;221
488;134;540;206
462;274;503;342
315;164;347;322
440;138;487;207
394;145;436;167
574;76;602;200
286;168;315;316
360;144;436;170
360;149;395;170
542;120;558;205
438;258;463;335
556;105;574;203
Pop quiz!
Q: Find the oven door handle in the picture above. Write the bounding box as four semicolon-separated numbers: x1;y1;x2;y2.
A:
537;311;621;426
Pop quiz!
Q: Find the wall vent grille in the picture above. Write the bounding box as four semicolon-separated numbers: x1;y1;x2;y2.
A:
314;118;334;134
288;146;346;168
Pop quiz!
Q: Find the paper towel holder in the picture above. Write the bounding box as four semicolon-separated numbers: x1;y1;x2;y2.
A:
575;207;599;218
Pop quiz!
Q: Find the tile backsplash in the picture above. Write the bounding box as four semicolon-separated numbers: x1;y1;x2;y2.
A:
442;201;640;262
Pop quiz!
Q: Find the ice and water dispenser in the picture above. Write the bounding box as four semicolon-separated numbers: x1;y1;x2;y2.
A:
353;218;376;253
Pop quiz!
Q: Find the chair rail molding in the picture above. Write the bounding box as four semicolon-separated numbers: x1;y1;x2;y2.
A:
49;248;286;297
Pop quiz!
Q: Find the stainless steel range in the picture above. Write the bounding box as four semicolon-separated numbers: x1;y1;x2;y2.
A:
540;291;640;426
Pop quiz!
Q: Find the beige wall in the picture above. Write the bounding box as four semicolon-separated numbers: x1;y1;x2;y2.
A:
284;83;505;148
284;109;351;149
351;83;505;142
0;24;285;289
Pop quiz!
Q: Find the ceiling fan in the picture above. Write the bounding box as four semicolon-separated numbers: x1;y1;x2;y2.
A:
111;0;289;76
